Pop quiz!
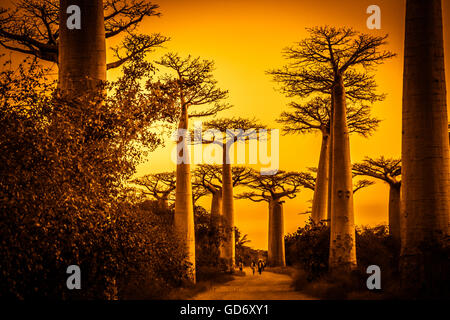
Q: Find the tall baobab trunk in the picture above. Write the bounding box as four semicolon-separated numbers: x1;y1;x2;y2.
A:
311;132;330;224
268;199;286;267
210;189;222;230
221;147;235;270
401;0;449;291
329;76;357;271
158;196;169;210
388;184;401;244
211;190;223;217
58;0;113;298
59;0;106;92
327;95;335;224
175;106;196;282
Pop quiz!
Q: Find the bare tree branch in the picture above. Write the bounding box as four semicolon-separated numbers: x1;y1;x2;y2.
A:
0;0;165;69
352;156;401;186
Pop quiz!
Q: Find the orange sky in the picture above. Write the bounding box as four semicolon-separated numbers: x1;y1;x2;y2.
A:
117;0;450;250
2;0;448;250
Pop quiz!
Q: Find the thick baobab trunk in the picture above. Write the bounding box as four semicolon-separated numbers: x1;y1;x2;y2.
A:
401;0;449;293
58;0;113;298
311;133;330;224
329;76;357;272
210;189;222;230
175;107;196;282
221;148;235;270
158;197;169;210
327;95;335;224
268;199;286;267
388;184;401;244
211;190;223;217
59;0;106;92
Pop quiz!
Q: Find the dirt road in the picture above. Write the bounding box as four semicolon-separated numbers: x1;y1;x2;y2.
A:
192;267;316;300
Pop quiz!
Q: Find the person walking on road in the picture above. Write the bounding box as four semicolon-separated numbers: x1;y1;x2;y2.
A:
251;261;256;275
257;260;264;275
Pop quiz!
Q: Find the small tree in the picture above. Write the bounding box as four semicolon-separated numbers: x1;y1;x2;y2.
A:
236;171;304;267
353;157;401;244
192;164;254;219
131;172;176;210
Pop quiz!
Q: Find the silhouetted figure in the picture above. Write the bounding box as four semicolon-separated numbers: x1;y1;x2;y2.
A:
257;260;264;275
251;261;256;275
238;261;243;272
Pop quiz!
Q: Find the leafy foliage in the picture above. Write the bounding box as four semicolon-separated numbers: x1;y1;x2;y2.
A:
286;220;399;283
285;219;330;280
194;206;228;278
235;228;266;266
0;57;185;299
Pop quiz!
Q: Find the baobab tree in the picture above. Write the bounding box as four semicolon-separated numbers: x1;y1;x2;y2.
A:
353;157;401;245
0;1;167;71
153;53;229;282
236;171;304;267
401;0;450;292
193;117;265;270
277;96;379;224
269;26;395;271
191;183;209;207
301;168;374;194
131;172;176;210
193;164;254;222
193;164;254;265
300;168;374;218
193;165;223;219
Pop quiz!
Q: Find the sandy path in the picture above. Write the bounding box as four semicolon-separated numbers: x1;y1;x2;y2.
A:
192;267;316;300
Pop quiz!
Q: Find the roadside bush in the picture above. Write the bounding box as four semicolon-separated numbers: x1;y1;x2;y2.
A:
194;206;229;280
116;202;189;299
0;58;184;299
285;219;329;280
287;220;402;299
235;228;267;266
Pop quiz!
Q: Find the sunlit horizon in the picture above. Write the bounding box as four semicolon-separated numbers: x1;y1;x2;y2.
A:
108;0;450;249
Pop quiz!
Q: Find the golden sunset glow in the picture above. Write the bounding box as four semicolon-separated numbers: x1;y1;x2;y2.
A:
107;0;450;249
2;0;450;301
